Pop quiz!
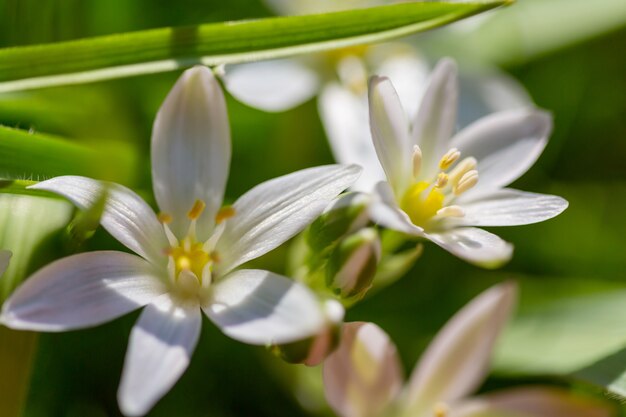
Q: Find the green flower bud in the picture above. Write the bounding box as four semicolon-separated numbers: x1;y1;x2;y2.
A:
326;228;381;299
271;300;344;366
306;193;370;255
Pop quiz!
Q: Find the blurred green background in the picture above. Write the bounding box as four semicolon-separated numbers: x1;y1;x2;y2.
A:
0;0;625;416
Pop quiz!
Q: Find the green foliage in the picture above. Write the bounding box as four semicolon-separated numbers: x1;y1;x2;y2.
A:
0;1;507;92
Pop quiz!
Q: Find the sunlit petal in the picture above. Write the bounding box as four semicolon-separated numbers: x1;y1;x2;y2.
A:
118;295;201;417
450;109;552;196
152;65;231;240
369;76;411;194
411;58;458;177
404;282;517;415
216;164;361;275
205;269;326;345
30;176;168;266
425;227;513;268
1;251;165;332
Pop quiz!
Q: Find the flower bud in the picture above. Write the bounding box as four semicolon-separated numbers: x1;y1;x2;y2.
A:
326;228;381;299
271;300;344;366
306;193;370;255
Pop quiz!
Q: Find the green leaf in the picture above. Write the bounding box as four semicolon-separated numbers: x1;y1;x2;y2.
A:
0;1;509;92
0;125;137;184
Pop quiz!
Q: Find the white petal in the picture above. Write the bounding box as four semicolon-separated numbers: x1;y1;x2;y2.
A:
455;189;568;227
152;66;231;240
264;0;382;15
452;387;612;417
205;269;326;345
118;295;201;417
450;109;552;196
368;76;411;194
223;59;320;112
0;250;11;276
369;181;423;235
323;322;404;417
215;164;361;275
404;282;517;415
319;83;385;192
425;227;513;268
29;176;168;266
1;251;165;332
411;58;458;177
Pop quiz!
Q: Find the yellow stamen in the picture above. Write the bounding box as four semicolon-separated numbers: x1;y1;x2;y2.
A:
436;205;465;218
439;148;461;170
158;212;173;224
435;173;449;188
215;206;236;224
412;145;423;179
449;157;477;187
453;170;479;196
187;199;206;220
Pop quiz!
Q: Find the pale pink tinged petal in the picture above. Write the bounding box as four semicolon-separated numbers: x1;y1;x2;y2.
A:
29;176;168;266
368;76;411;194
205;269;325;345
454;189;568;227
223;59;320;112
215;164;361;275
0;250;11;276
405;282;517;415
151;66;231;240
453;387;614;417
369;181;423;236
449;109;552;196
411;58;458;177
425;227;513;268
375;52;430;120
319;83;385;192
118;295;201;417
323;322;403;417
1;252;166;332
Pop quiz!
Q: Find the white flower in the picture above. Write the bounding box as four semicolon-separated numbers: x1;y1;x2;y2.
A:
364;58;568;267
0;66;360;416
323;283;611;417
223;1;532;192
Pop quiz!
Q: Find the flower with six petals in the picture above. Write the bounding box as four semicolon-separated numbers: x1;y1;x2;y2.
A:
0;66;360;416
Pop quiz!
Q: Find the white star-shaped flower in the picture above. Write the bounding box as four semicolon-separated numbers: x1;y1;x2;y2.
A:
364;58;568;267
0;66;360;416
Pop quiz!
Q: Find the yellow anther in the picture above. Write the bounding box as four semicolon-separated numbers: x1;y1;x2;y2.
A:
436;205;465;218
187;199;206;220
158;212;173;224
439;148;461;170
449;157;477;187
434;403;449;417
210;252;221;263
453;170;479;196
435;173;449;188
215;206;236;224
412;145;423;179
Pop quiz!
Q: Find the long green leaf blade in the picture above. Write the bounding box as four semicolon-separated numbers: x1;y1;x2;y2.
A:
0;126;136;183
0;1;509;92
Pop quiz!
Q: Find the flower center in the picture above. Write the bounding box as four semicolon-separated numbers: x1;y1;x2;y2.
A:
159;200;235;293
433;402;449;417
400;146;478;229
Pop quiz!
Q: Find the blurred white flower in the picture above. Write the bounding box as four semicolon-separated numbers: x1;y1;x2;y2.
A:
365;58;568;267
323;283;612;417
222;1;532;191
0;66;360;416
